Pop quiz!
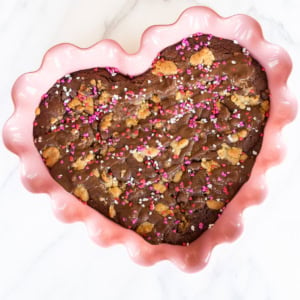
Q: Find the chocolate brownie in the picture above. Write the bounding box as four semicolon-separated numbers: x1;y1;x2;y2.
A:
33;33;269;245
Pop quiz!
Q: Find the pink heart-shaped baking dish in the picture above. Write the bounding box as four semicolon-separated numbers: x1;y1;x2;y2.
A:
3;6;297;272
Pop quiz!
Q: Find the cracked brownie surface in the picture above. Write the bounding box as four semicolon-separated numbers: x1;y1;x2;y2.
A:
33;33;269;245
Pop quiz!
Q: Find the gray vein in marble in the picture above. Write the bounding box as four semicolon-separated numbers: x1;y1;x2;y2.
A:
247;6;295;44
102;0;138;39
1;230;71;300
0;165;18;191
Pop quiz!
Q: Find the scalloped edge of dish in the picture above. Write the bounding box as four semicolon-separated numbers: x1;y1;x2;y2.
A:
3;6;297;272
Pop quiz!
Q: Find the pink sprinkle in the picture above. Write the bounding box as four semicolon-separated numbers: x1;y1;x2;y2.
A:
125;90;135;96
138;178;146;189
181;38;189;47
199;222;204;229
106;67;119;75
149;201;155;211
201;186;208;192
162;172;168;179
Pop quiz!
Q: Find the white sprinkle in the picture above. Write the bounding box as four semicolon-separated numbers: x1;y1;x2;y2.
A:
228;135;236;143
242;48;249;55
140;198;149;202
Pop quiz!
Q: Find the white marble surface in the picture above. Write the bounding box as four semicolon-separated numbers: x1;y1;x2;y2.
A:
0;0;300;299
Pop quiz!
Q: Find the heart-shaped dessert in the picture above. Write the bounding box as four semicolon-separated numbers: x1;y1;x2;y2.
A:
5;5;295;271
33;33;269;245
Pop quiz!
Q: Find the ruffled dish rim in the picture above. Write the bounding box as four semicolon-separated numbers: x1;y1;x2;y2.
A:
3;6;297;272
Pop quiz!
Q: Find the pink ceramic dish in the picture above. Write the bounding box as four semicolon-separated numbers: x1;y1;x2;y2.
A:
3;6;297;272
